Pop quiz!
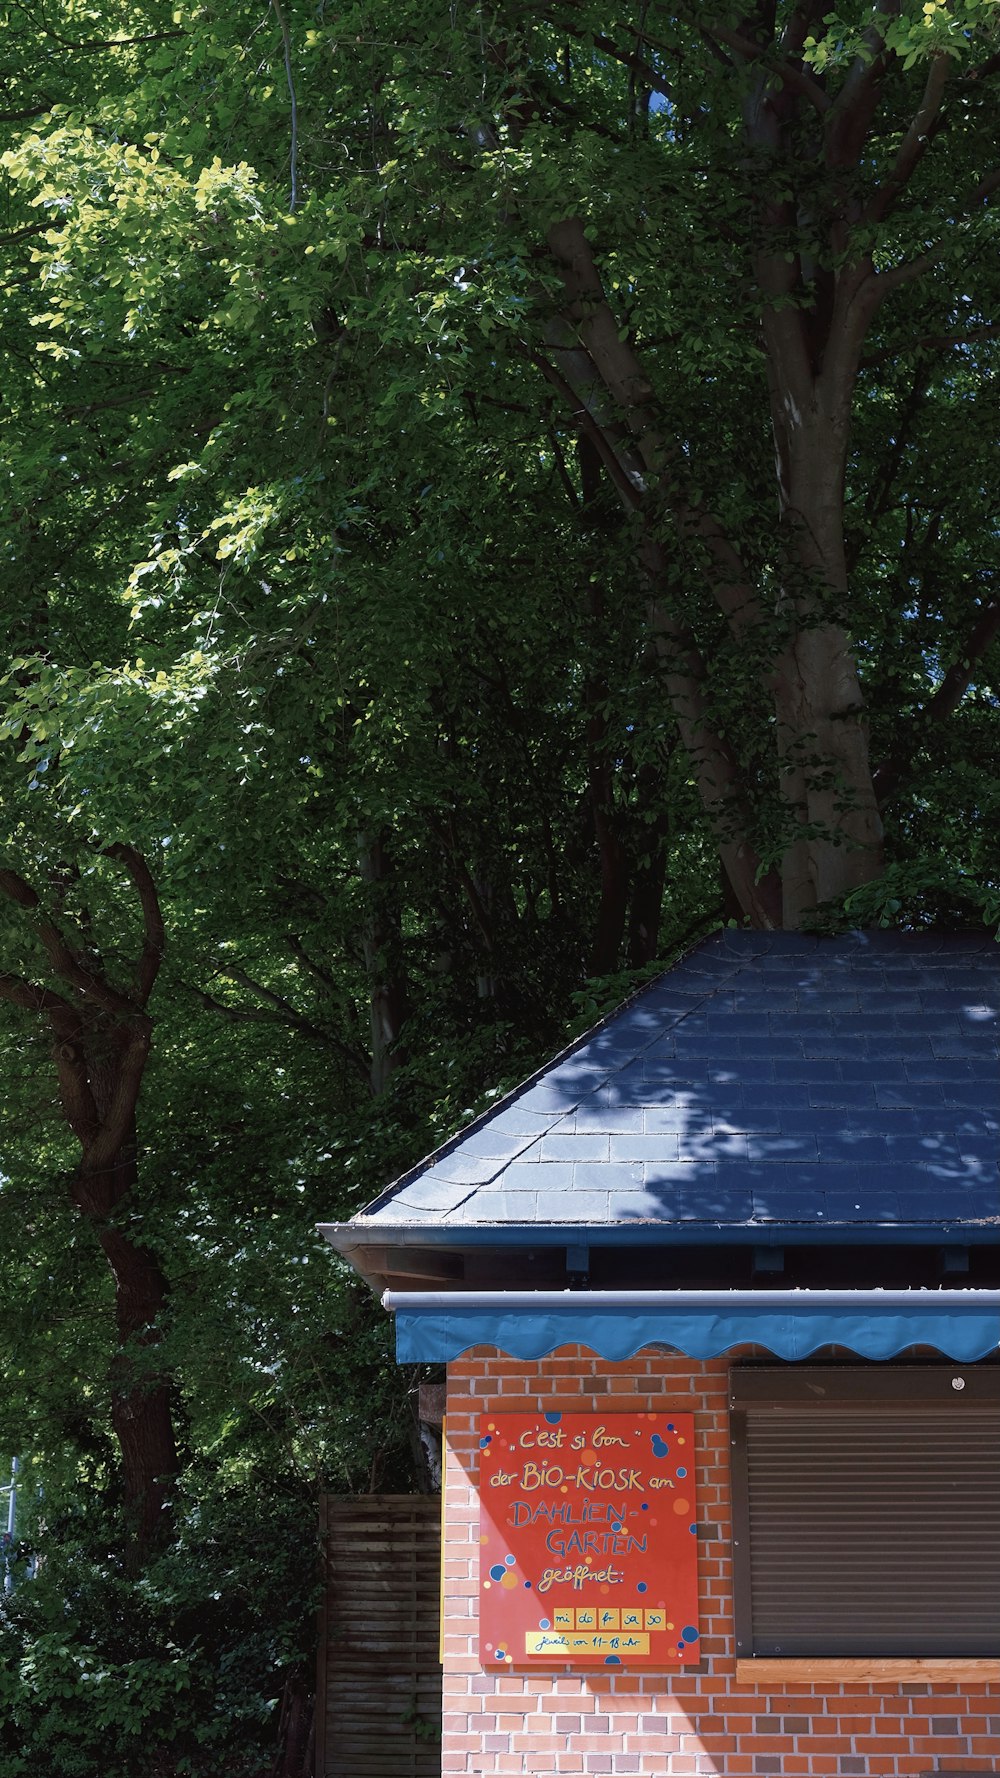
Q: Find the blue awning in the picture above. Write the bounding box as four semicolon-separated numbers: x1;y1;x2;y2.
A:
384;1289;1000;1365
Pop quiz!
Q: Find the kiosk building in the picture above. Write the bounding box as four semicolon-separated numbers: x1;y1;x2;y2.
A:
322;928;1000;1778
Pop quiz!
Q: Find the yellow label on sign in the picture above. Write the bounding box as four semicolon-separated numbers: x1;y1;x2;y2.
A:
525;1632;650;1656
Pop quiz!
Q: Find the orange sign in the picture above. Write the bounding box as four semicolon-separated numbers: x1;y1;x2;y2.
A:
478;1412;699;1667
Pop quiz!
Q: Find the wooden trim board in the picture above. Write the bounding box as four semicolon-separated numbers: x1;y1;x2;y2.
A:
736;1658;1000;1686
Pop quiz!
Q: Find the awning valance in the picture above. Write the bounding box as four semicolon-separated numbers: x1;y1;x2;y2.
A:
384;1289;1000;1365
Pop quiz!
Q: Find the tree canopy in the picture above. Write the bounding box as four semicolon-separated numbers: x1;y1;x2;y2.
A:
0;1;998;1770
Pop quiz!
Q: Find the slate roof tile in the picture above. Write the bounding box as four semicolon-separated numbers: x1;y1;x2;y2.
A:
532;1191;610;1222
945;1088;1000;1111
570;1105;644;1133
604;1071;656;1105
538;1134;610;1162
807;1084;878;1107
712;1110;784;1134
423;1156;503;1186
612;1187;754;1223
482;1161;562;1190
394;1178;477;1213
679;1133;752;1163
909;1058;996;1078
573;1162;644;1191
717;1059;776;1081
486;1107;564;1136
379;1196;454;1219
823;1190;901;1220
744;1133;822;1161
457;1132;537;1161
351;930;1000;1234
439;1190;527;1222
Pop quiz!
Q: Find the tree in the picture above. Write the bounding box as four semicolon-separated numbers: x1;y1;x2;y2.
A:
525;5;1000;925
6;3;999;933
0;2;997;1770
0;847;176;1569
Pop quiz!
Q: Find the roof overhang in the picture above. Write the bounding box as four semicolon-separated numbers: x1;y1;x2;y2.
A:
324;1219;1000;1253
321;1218;1000;1296
382;1287;1000;1365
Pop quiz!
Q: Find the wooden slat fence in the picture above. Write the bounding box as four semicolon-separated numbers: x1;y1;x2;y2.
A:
316;1495;442;1778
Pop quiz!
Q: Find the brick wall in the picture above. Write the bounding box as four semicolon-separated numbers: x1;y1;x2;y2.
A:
442;1346;998;1778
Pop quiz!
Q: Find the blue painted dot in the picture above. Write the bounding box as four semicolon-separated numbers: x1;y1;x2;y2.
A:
640;1503;649;1512
677;1642;686;1652
544;1412;562;1424
495;1648;506;1661
504;1554;516;1566
682;1626;699;1643
676;1466;687;1478
539;1618;551;1630
611;1523;623;1534
667;1422;675;1431
637;1582;647;1594
479;1435;492;1448
604;1654;621;1665
689;1523;697;1535
523;1580;532;1589
489;1565;506;1581
651;1434;670;1458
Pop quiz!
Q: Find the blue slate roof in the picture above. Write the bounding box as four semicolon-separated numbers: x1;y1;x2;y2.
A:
349;930;1000;1237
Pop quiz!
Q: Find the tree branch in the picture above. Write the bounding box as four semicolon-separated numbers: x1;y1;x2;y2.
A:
545;424;581;510
0;970;74;1017
77;1028;151;1188
0;220;58;245
872;164;1000;294
285;934;346;997
525;346;645;511
426;815;496;953
0;867;139;1017
864;51;951;226
15;22;184;52
643;559;779;929
0;969;100;1146
778;0;831;60
847;366;928;570
196;971;370;1081
556;19;674;102
823;7;894;169
862;321;1000;367
269;0;299;212
102;845;165;1006
0;104;53;123
967;47;1000;84
873;601;1000;805
698;18;831;114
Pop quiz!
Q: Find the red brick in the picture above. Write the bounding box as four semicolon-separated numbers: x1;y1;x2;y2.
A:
443;1352;998;1778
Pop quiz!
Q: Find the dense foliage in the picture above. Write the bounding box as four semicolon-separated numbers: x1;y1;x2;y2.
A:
0;1;997;1770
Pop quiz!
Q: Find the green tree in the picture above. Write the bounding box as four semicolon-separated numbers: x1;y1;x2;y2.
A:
0;2;998;1770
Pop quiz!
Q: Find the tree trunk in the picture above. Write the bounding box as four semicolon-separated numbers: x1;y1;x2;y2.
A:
522;10;973;927
0;848;177;1567
766;360;885;925
358;831;410;1095
627;762;670;967
71;1073;179;1572
586;685;629;976
98;1221;178;1571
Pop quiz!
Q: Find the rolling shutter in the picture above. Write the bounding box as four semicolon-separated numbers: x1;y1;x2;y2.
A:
730;1366;1000;1658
